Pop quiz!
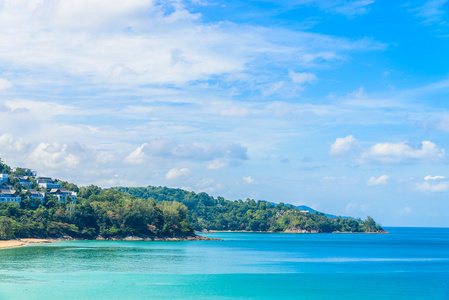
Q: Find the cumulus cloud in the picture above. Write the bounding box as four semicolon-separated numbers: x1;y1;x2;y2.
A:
0;78;12;90
124;140;176;165
0;133;29;153
29;143;81;169
359;141;445;164
367;175;389;186
329;135;360;156
166;168;191;180
0;0;385;92
331;136;446;165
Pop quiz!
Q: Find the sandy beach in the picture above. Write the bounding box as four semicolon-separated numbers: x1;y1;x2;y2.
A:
0;239;52;250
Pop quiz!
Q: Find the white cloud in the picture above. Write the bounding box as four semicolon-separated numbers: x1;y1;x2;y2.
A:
345;86;367;99
166;168;191;180
415;175;449;192
243;176;257;184
329;135;360;156
414;0;448;24
207;159;228;170
125;140;248;167
359;141;445;164
345;202;369;214
29;142;80;169
400;206;412;214
424;175;445;181
124;140;177;165
416;181;449;192
0;0;385;92
294;0;375;17
195;178;224;194
0;78;12;90
0;133;29;153
367;175;389;186
220;106;250;117
332;0;375;16
289;71;317;87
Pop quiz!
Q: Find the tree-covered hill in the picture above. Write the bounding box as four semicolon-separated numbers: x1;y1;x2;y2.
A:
0;158;385;239
0;159;195;239
0;188;195;240
114;186;386;233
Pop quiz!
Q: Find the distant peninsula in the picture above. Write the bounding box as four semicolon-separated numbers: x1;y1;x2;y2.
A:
0;159;386;242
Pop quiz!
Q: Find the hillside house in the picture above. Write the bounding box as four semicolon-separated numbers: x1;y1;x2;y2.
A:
18;176;32;188
38;177;61;189
12;167;37;177
49;188;77;203
0;189;21;203
27;190;45;204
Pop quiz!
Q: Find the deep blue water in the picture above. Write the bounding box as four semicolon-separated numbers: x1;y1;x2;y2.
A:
0;227;448;299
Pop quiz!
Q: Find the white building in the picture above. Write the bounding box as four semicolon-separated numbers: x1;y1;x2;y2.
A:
0;174;8;183
49;188;77;203
0;189;21;203
38;177;61;189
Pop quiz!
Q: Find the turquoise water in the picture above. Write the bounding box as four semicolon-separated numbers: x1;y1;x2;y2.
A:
0;227;448;299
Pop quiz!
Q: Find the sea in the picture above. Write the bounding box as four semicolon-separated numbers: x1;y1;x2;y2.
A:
0;227;448;299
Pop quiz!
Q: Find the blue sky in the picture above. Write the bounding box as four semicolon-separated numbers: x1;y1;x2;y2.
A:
0;0;449;226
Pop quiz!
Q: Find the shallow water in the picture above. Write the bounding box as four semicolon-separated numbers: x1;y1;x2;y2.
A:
0;227;448;299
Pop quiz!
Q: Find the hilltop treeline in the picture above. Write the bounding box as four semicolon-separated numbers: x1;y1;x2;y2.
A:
114;186;385;233
0;187;194;240
0;159;385;239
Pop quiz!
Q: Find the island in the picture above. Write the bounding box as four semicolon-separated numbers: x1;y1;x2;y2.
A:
0;158;386;246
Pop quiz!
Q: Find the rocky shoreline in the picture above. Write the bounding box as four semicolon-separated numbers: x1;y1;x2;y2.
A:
93;235;222;242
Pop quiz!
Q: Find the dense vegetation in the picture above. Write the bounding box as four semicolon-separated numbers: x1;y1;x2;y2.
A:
0;159;194;239
115;186;385;233
0;187;194;240
0;159;385;240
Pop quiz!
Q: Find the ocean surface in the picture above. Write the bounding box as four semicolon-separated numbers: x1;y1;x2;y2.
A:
0;227;448;299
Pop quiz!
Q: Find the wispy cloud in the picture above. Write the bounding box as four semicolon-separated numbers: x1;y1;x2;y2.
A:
413;0;448;24
416;175;449;192
367;175;389;186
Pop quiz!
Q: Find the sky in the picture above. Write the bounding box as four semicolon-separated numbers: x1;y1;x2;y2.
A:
0;0;449;227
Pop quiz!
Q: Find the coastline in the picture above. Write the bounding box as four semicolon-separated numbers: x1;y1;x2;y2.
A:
199;229;389;234
0;229;389;250
0;235;222;250
0;238;52;250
